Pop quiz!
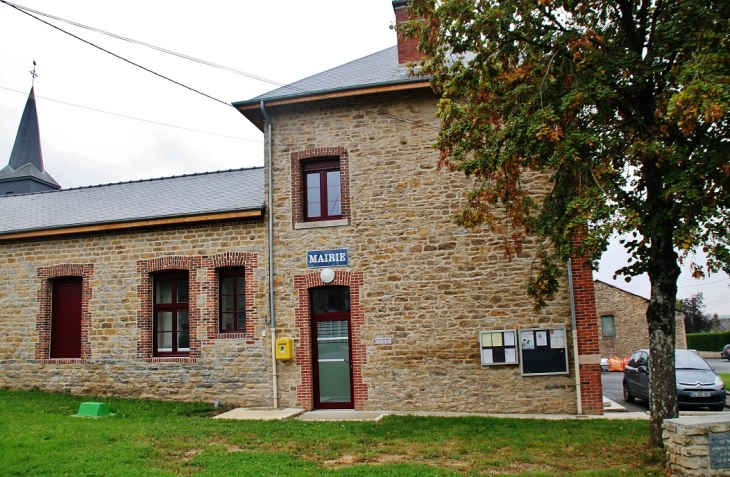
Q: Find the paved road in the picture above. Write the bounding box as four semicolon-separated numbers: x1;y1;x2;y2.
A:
601;357;729;413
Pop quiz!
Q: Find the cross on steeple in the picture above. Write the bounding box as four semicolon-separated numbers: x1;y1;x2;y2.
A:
29;60;38;87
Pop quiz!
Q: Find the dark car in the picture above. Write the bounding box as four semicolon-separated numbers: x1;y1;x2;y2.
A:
722;344;730;360
623;348;726;411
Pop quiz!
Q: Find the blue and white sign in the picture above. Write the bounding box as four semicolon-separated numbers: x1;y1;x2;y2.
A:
306;249;349;268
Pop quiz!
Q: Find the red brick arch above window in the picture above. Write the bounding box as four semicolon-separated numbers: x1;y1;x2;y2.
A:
291;147;351;228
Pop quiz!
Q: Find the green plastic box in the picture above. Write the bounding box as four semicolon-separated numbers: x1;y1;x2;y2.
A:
75;402;109;418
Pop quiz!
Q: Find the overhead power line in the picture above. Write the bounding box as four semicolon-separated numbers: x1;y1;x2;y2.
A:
1;0;231;106
0;85;262;143
1;1;440;132
1;0;285;89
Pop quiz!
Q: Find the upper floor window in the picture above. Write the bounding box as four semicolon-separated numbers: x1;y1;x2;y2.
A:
303;158;342;221
219;267;246;333
154;272;189;356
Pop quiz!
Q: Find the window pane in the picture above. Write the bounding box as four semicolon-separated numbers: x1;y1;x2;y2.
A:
601;315;615;337
236;312;246;330
306;172;321;218
222;312;234;330
222;296;234;312
157;312;172;331
326;170;341;216
177;311;189;331
157;332;172;351
178;332;189;350
312;287;350;313
236;276;245;294
177;279;188;303
155;280;172;303
236;296;246;312
221;277;234;295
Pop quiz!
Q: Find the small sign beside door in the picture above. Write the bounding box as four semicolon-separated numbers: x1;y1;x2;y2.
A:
307;249;349;268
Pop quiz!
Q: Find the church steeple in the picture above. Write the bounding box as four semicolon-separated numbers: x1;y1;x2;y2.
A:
0;83;61;195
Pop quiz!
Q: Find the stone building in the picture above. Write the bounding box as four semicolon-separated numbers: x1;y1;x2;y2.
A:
594;279;688;358
0;1;604;414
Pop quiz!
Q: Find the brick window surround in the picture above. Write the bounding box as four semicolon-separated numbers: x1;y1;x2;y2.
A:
207;253;259;341
137;253;260;362
293;270;366;410
36;264;94;363
291;147;351;228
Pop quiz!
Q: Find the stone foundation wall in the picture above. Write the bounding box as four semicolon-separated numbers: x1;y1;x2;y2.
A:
663;414;730;476
0;220;271;407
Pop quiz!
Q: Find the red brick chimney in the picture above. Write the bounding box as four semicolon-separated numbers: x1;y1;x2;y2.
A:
393;0;424;64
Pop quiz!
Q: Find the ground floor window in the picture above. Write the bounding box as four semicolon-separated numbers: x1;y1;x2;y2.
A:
154;272;189;356
601;315;616;338
219;267;246;333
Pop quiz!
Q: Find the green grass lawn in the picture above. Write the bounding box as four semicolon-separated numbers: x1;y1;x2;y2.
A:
0;389;665;477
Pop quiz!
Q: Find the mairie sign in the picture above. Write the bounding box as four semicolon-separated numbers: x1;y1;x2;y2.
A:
306;249;348;268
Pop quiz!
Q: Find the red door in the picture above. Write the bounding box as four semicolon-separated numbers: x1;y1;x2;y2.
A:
50;277;82;358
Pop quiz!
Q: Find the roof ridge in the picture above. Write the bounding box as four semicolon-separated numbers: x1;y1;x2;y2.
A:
243;46;405;103
0;166;264;199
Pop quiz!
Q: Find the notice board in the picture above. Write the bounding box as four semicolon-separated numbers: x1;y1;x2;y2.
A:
519;327;569;375
479;330;518;366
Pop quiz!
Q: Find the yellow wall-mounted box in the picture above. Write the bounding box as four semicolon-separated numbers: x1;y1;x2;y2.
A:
275;337;294;360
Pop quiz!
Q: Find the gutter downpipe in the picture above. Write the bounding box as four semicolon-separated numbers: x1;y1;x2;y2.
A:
261;100;278;409
567;258;583;415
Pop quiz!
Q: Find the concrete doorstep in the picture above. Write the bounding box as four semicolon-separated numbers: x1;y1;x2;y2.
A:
212;398;651;422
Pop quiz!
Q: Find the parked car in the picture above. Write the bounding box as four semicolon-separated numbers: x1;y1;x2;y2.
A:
600;357;609;372
721;344;730;360
623;348;726;411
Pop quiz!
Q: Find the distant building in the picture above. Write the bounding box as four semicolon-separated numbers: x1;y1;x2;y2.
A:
594;279;688;358
0;88;60;195
712;315;730;332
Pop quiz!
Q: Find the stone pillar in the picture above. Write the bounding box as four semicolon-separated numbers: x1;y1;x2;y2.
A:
663;414;730;476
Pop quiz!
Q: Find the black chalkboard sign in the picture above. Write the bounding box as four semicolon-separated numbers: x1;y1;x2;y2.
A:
519;328;569;375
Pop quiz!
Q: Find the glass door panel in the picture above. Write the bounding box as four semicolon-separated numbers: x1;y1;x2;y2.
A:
316;320;351;404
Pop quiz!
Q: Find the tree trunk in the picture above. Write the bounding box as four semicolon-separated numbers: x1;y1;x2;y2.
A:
646;240;680;447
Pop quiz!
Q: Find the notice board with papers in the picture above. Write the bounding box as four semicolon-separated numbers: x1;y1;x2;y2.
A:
479;330;518;366
519;327;569;375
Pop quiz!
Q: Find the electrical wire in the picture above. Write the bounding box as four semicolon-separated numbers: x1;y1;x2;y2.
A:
0;0;440;132
0;85;262;143
1;0;285;89
0;0;231;107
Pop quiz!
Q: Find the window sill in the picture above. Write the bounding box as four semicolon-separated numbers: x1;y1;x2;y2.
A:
144;357;197;363
40;358;86;364
295;219;349;230
213;332;250;340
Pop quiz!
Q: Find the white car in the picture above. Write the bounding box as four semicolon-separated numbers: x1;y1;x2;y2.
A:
600;358;609;372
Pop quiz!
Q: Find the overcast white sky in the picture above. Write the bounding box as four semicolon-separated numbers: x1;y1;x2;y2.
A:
1;0;728;316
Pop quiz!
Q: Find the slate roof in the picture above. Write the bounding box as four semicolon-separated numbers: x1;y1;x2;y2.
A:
0;167;264;236
1;87;60;189
234;46;427;107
